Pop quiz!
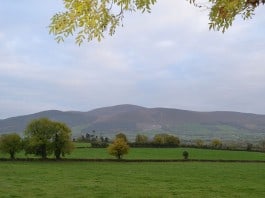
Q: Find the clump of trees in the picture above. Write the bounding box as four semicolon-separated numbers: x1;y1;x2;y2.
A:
135;134;148;144
24;118;74;159
129;133;180;147
0;118;74;160
153;134;180;147
77;130;109;148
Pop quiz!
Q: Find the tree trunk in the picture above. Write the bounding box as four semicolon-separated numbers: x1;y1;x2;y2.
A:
41;144;47;159
55;149;61;160
10;151;15;160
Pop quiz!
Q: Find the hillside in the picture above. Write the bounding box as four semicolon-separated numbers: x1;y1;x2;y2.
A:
0;104;265;141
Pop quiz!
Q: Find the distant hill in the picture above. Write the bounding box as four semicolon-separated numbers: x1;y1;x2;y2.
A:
0;104;265;142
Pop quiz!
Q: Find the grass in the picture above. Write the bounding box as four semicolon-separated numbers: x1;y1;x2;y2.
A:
0;161;264;197
73;142;91;148
1;147;264;161
68;147;265;161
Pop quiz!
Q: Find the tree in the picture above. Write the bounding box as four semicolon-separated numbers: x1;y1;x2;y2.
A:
153;134;164;145
53;122;74;159
24;118;74;159
166;135;180;146
24;118;54;159
135;134;148;144
49;0;264;44
107;138;129;159
0;133;22;159
115;133;128;142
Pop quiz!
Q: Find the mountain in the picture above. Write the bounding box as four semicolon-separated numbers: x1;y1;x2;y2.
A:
0;104;265;142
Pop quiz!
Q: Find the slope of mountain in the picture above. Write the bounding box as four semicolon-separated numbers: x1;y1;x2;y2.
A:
0;104;265;141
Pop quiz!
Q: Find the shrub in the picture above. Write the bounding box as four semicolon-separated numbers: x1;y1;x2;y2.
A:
182;151;189;160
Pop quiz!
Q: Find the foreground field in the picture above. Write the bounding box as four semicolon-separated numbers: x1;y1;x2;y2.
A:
0;162;264;197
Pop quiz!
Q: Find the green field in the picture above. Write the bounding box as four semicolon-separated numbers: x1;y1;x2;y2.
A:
1;147;265;161
0;162;264;197
73;142;91;148
68;148;265;161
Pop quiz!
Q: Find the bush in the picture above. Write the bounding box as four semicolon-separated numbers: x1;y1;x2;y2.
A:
182;151;189;160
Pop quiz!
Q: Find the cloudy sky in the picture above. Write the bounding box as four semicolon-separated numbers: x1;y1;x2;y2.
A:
0;0;265;119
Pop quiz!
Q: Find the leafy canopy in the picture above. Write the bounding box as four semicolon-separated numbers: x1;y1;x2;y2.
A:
115;132;128;142
24;118;74;159
107;137;129;159
49;0;157;45
135;134;148;144
0;133;22;159
190;0;265;32
49;0;264;44
153;134;180;146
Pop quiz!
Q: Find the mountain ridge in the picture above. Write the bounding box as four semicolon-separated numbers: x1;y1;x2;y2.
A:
1;104;265;142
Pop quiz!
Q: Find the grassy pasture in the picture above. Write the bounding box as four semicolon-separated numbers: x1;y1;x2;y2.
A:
1;147;264;161
0;162;264;197
68;148;265;161
73;142;91;148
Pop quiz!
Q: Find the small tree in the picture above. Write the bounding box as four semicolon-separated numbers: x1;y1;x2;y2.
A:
0;133;22;159
107;138;129;160
182;151;189;160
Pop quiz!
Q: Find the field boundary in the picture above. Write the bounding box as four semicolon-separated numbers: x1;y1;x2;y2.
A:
1;158;265;163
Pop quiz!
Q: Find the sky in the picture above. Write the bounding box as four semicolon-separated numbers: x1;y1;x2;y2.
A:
0;0;265;119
